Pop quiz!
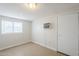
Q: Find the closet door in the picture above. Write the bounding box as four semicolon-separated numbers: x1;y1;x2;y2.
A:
58;13;79;56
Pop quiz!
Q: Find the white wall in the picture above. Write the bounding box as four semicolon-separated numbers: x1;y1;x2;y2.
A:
32;16;58;51
0;15;32;50
32;12;79;55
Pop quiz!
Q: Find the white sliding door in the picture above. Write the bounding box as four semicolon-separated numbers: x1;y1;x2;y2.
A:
58;13;79;56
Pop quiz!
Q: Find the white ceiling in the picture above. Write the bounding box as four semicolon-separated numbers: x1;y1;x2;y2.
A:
0;3;79;21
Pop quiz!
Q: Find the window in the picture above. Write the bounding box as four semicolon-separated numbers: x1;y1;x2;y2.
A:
14;22;22;32
2;21;13;33
1;20;23;34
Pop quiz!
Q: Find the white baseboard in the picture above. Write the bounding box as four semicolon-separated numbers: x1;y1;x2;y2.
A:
0;41;32;51
32;41;57;51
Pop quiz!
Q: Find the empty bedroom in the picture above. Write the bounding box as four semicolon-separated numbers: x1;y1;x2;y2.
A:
0;3;79;56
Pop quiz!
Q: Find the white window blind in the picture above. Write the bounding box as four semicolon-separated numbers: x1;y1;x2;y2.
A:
14;22;22;32
1;20;23;34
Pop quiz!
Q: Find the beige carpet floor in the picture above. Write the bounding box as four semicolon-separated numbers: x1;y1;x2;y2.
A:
0;42;64;56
